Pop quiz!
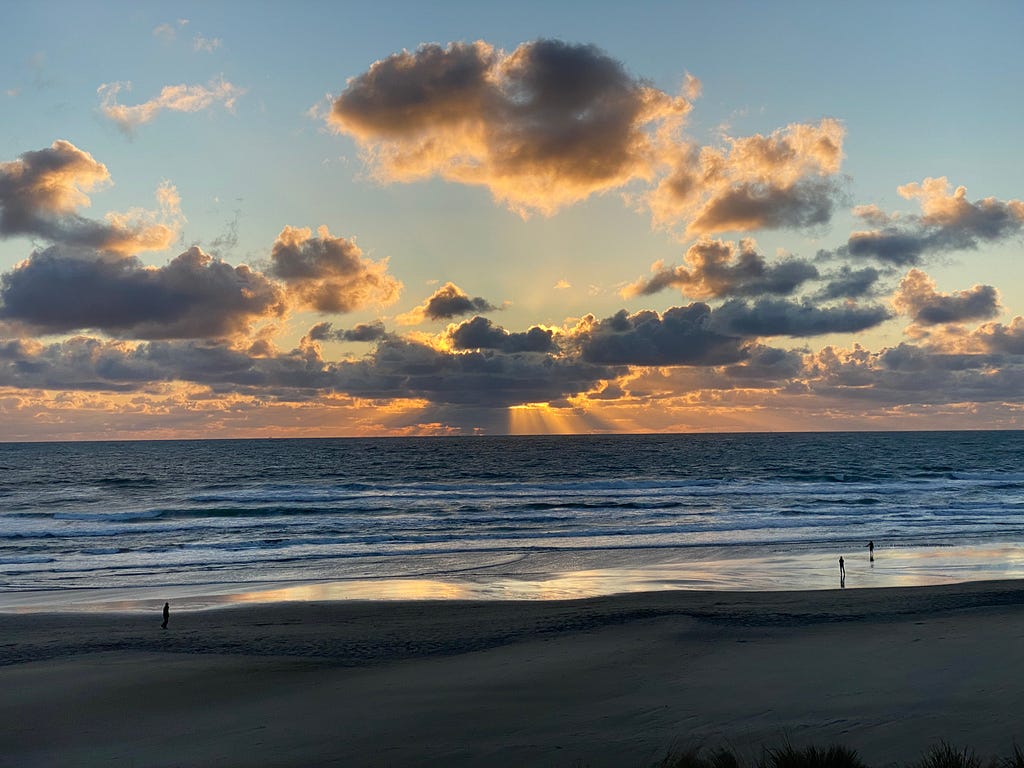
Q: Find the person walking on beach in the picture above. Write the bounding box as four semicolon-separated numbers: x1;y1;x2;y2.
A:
161;602;169;630
868;540;874;562
839;556;846;582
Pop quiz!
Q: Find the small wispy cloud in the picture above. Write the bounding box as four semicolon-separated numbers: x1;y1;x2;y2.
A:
153;19;188;42
193;35;222;53
98;76;244;135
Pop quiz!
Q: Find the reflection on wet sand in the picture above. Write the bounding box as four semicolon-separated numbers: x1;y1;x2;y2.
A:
3;543;1023;612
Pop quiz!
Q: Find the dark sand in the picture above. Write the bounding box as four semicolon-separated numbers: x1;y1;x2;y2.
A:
3;580;1024;767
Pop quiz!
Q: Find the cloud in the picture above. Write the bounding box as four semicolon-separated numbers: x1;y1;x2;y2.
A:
0;141;180;254
622;342;805;395
0;245;285;339
972;317;1024;356
647;119;846;236
153;19;188;42
814;265;882;300
307;320;388;342
805;342;1024;406
397;282;496;325
340;336;615;407
448;316;556;353
193;35;222;53
893;268;1000;326
624;237;817;299
0;331;614;409
98;76;244;134
572;305;750;366
269;225;401;314
329;39;689;216
708;298;891;338
847;178;1024;264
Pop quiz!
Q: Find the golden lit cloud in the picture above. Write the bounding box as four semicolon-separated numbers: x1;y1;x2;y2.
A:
98;76;244;134
0;141;181;254
329;39;690;217
647;119;846;236
269;225;402;314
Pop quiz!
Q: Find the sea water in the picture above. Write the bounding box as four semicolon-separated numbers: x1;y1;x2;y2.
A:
1;432;1022;609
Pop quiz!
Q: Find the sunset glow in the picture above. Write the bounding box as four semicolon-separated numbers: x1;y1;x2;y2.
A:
3;2;1023;440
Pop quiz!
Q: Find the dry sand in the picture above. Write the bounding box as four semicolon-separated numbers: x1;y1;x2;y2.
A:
3;580;1024;767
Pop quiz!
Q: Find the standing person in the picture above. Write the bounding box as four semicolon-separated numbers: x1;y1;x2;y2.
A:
839;556;846;581
868;540;874;561
161;602;169;630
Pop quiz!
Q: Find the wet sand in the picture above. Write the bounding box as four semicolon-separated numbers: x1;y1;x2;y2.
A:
3;580;1024;767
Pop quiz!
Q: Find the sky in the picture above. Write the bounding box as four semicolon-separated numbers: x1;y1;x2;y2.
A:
2;0;1024;440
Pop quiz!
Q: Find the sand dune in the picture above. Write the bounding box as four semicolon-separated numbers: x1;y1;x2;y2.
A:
3;581;1024;767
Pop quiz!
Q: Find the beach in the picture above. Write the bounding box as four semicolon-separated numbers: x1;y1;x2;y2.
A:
3;580;1024;767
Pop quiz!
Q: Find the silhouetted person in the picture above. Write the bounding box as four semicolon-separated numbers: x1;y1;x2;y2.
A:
868;540;875;562
161;602;169;630
839;556;846;582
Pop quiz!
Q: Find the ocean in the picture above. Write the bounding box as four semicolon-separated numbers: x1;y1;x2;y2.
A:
1;431;1023;610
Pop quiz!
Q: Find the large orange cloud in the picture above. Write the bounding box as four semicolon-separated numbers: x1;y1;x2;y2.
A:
330;40;690;217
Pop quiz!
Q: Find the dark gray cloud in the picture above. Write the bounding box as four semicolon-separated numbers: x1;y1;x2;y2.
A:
721;344;805;383
0;326;615;408
401;282;497;323
329;39;686;215
709;298;891;338
269;225;401;313
688;177;840;234
847;179;1024;264
341;337;614;407
806;342;1024;406
0;245;285;339
815;266;882;300
626;238;818;299
893;269;1000;326
0;336;337;394
845;231;925;265
0;140;178;254
574;305;750;366
307;320;388;343
448;316;555;353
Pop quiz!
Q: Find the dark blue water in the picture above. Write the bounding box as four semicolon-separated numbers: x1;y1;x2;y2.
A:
1;432;1022;604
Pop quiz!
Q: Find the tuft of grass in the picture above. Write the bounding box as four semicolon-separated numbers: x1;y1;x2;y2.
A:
998;744;1024;768
645;741;1024;768
760;743;868;768
912;743;982;768
657;747;741;768
657;747;742;768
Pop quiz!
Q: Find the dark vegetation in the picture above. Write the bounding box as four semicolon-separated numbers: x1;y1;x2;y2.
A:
650;742;1024;768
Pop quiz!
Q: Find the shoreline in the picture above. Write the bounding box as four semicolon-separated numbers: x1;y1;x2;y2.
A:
4;541;1024;613
3;580;1024;765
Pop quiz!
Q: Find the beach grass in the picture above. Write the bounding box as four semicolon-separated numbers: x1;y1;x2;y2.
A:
654;743;1024;768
